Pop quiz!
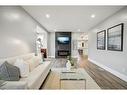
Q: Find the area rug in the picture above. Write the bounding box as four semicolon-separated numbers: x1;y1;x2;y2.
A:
42;68;101;90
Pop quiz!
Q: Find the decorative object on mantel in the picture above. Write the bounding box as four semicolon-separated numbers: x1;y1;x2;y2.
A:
107;23;124;51
97;30;106;50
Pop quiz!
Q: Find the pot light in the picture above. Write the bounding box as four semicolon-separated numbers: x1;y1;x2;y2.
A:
45;14;50;18
91;14;95;18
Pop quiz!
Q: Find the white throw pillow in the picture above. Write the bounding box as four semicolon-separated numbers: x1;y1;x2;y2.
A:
14;59;30;78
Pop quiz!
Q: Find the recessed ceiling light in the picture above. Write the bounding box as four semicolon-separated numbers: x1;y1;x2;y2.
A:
45;14;50;18
91;14;95;18
77;29;81;32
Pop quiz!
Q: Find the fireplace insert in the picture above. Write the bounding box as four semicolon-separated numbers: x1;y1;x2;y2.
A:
58;50;70;56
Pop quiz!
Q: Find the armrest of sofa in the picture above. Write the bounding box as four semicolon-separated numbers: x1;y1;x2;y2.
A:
0;81;27;89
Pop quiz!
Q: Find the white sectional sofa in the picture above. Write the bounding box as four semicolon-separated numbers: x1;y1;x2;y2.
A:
0;53;53;89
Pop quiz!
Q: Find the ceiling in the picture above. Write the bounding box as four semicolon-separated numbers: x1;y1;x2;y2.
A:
23;6;124;32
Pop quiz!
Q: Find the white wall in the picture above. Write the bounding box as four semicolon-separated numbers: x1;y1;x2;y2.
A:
88;7;127;81
48;32;55;57
0;6;48;58
48;32;84;57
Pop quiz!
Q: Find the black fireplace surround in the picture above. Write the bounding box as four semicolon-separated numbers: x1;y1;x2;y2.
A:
55;32;71;58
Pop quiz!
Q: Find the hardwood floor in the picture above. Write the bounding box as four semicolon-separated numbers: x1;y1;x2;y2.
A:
79;56;127;89
50;56;127;89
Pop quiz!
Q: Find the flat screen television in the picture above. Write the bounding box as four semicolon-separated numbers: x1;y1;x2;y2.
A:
57;36;70;44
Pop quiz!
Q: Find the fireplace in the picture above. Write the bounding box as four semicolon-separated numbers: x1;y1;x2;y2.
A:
58;50;69;56
55;32;71;58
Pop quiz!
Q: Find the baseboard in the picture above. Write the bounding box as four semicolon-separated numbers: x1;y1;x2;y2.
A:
88;58;127;82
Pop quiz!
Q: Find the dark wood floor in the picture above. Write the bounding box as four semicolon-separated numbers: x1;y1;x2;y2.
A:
83;59;127;89
50;56;127;89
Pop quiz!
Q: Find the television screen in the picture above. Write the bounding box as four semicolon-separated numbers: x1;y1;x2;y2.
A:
57;37;69;44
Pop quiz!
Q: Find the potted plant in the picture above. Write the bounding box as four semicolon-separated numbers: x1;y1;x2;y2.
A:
66;55;75;70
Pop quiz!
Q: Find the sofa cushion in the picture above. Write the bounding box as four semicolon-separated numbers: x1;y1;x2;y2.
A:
0;61;20;81
26;56;41;72
20;61;51;89
0;80;7;87
14;59;30;78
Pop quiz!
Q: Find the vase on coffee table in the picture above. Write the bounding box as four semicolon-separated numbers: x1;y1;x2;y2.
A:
66;60;71;70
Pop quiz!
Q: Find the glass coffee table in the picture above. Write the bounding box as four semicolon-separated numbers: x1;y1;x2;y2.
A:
60;68;86;89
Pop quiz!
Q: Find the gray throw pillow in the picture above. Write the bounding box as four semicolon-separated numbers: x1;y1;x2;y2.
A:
0;61;20;81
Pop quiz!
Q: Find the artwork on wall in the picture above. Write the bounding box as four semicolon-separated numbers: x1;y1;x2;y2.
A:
107;23;124;51
97;30;106;50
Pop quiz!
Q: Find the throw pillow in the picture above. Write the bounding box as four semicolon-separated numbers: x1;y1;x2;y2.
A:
14;59;30;78
0;61;20;81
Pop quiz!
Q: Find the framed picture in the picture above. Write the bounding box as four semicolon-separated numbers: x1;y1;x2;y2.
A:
107;23;124;51
97;30;106;50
